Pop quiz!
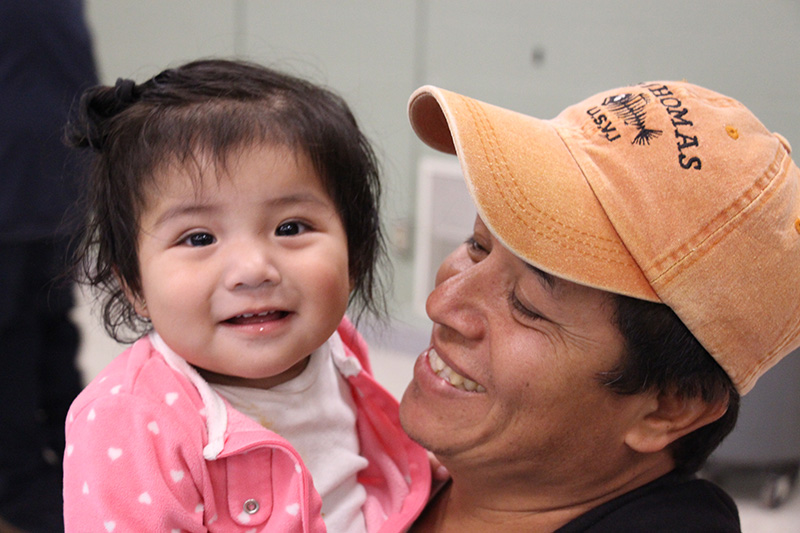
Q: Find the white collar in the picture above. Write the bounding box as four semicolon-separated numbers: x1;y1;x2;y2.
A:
148;329;362;460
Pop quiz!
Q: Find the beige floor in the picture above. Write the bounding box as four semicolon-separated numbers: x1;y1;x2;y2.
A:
73;292;800;532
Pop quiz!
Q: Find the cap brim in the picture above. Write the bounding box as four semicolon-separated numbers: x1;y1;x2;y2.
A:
408;85;659;302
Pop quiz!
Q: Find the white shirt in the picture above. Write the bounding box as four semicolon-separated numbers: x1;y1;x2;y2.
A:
212;333;368;533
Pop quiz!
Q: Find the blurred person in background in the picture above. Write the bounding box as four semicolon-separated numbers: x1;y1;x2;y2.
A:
0;1;97;530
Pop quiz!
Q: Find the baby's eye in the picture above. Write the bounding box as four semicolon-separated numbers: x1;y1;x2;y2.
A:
182;232;216;247
275;221;310;237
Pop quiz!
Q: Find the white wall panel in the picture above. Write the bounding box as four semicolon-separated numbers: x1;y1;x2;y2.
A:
85;0;238;82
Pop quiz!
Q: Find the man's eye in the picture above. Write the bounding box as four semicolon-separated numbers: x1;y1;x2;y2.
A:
183;233;216;247
465;236;488;258
276;221;309;236
509;291;548;322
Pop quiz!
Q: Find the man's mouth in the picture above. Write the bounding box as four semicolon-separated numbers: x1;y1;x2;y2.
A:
225;310;289;325
428;348;486;393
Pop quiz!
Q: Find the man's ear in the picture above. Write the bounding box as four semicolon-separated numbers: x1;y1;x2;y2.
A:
624;391;729;454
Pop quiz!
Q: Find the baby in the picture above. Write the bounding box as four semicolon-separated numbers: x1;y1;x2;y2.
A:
63;59;429;532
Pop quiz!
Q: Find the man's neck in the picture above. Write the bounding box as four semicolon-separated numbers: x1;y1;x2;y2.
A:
412;459;676;532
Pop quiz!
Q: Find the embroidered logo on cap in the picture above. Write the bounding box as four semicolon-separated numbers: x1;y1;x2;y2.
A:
586;83;703;171
642;82;702;170
586;92;662;145
603;93;663;145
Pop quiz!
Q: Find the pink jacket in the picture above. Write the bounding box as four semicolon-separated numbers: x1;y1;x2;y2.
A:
64;319;430;532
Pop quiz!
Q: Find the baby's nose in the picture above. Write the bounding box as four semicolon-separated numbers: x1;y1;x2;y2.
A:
223;241;281;290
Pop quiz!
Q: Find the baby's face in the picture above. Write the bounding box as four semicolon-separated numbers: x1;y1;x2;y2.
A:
131;143;351;389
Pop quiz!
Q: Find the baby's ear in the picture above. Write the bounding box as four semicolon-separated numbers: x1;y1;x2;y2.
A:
130;295;149;319
624;391;729;454
115;267;149;318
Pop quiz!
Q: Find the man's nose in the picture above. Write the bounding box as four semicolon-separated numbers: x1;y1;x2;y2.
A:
426;247;488;341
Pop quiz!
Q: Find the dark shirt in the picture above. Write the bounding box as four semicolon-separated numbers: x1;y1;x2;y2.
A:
555;471;741;532
0;0;97;242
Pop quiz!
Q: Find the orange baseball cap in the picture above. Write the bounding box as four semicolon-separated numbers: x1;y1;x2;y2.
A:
408;81;800;394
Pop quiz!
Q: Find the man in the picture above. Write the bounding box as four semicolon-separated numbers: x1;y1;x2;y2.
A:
400;80;799;531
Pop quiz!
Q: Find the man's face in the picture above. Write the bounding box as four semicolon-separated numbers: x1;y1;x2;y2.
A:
400;216;658;494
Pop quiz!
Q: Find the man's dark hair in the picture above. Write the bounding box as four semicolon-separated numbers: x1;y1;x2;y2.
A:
599;295;740;473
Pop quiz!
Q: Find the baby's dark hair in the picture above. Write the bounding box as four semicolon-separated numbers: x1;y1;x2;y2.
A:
67;59;386;342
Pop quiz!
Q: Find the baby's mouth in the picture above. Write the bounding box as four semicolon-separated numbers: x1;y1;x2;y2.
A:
225;310;289;325
428;348;486;393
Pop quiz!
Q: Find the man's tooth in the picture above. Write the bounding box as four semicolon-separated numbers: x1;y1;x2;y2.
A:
428;348;484;392
430;351;445;372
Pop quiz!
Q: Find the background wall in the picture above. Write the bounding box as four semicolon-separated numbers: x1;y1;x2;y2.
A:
76;3;800;528
83;0;800;338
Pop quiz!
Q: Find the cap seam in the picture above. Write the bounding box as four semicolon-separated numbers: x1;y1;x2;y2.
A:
738;309;800;393
651;144;787;287
464;95;634;267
